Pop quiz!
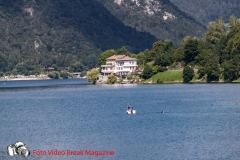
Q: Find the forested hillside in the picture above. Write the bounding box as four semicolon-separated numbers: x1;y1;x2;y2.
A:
170;0;240;26
97;0;205;45
0;0;157;74
137;16;240;82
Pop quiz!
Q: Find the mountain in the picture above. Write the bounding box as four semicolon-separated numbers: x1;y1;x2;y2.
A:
0;0;157;72
97;0;205;45
169;0;240;26
0;0;205;74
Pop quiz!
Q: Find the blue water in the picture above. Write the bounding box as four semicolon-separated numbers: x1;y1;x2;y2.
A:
0;80;240;160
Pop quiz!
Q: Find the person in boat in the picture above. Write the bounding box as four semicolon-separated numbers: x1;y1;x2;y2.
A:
131;107;133;114
127;103;131;110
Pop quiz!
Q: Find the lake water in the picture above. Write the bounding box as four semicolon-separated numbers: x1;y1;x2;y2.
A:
0;79;240;159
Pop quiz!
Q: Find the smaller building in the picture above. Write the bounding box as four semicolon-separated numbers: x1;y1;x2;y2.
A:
101;55;138;77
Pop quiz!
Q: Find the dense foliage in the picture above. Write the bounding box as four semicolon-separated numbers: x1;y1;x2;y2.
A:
106;75;117;84
183;66;194;83
98;16;240;83
87;68;99;84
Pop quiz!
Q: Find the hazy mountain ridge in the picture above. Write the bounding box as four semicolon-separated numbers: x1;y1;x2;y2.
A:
97;0;205;45
169;0;240;26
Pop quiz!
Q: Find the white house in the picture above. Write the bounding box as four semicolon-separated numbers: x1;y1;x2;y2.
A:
101;55;138;77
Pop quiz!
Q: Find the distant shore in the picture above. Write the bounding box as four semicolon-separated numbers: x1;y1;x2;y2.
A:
0;77;50;81
0;77;87;81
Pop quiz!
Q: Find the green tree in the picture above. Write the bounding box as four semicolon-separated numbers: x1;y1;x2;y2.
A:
116;46;130;56
69;61;84;72
150;40;165;61
229;15;240;30
136;52;146;67
205;18;226;45
87;68;99;84
11;69;18;75
80;71;86;77
107;75;117;84
154;52;172;67
183;37;200;65
142;64;153;79
183;66;194;83
126;74;132;81
15;62;28;75
231;32;240;54
222;61;238;82
205;56;220;82
98;49;116;66
48;71;60;79
60;70;69;78
0;71;4;77
197;67;205;79
195;48;211;66
51;64;58;71
172;48;184;62
0;54;8;72
152;65;159;74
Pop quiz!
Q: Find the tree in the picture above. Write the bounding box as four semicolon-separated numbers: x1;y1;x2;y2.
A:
51;64;58;71
229;15;240;30
116;46;130;56
142;64;153;79
172;47;184;62
80;71;86;77
183;37;200;65
107;75;117;84
183;66;194;83
154;52;172;67
15;62;28;75
205;56;220;82
152;65;159;74
87;68;99;84
197;67;205;79
231;31;240;54
0;71;4;77
136;52;146;67
60;70;69;78
98;49;116;66
205;18;226;45
0;54;8;72
150;40;165;61
69;61;84;72
126;74;132;81
48;71;60;79
222;61;238;82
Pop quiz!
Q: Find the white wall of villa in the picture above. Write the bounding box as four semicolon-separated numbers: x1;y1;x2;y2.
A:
101;55;138;76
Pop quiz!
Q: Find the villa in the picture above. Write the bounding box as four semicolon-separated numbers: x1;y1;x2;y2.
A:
100;55;138;77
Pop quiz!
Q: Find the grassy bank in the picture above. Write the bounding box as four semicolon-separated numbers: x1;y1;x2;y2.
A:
147;70;183;83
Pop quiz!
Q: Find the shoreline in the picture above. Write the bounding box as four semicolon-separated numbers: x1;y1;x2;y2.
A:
0;77;50;81
0;77;86;81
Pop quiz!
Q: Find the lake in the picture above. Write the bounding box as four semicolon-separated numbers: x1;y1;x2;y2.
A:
0;79;240;159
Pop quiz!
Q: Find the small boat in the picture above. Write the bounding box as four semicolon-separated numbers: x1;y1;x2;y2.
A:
126;109;136;114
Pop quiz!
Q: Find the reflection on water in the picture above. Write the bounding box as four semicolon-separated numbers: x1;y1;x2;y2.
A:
0;78;89;89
